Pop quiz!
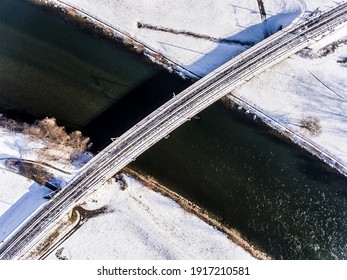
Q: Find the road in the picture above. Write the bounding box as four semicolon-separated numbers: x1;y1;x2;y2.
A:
1;2;347;259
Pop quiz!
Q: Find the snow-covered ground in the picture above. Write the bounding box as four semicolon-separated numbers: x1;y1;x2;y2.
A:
0;171;50;243
229;35;347;174
40;0;347;174
0;125;76;244
42;0;344;77
44;175;253;260
0;125;254;259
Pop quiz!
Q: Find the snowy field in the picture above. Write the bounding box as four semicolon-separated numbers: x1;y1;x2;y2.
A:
0;171;49;244
43;0;345;76
45;175;253;260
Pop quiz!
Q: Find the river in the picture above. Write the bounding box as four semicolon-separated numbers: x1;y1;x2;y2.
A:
1;0;347;259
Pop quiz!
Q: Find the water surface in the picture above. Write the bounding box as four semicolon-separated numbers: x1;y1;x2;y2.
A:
133;103;347;259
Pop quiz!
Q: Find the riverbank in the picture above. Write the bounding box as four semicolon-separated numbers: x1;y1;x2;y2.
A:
41;171;257;260
0;118;258;259
28;0;305;78
31;0;347;177
227;32;347;176
123;167;269;260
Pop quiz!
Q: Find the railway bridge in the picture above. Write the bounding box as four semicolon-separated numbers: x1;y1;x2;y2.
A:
1;2;347;259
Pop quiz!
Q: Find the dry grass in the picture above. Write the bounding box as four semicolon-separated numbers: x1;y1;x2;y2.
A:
123;37;134;46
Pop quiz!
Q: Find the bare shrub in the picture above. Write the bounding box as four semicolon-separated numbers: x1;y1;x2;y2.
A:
133;43;144;54
68;131;89;151
115;174;128;191
22;117;90;154
123;37;134;46
153;53;164;62
0;116;22;132
299;116;322;137
2;116;91;164
37;118;69;144
55;247;68;260
68;131;90;161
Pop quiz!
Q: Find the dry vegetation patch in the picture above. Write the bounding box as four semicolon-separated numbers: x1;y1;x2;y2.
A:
0;115;91;163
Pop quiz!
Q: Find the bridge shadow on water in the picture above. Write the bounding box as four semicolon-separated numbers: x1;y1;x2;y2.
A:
84;70;192;152
83;11;300;152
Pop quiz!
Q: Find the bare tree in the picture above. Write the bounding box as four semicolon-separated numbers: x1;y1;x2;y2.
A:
299;116;322;137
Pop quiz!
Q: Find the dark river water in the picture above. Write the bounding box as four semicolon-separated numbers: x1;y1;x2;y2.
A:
1;0;347;259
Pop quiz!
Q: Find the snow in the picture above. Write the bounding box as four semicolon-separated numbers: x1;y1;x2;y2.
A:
0;176;50;244
47;0;341;76
0;127;49;219
0;127;43;161
45;175;253;260
0;170;31;216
